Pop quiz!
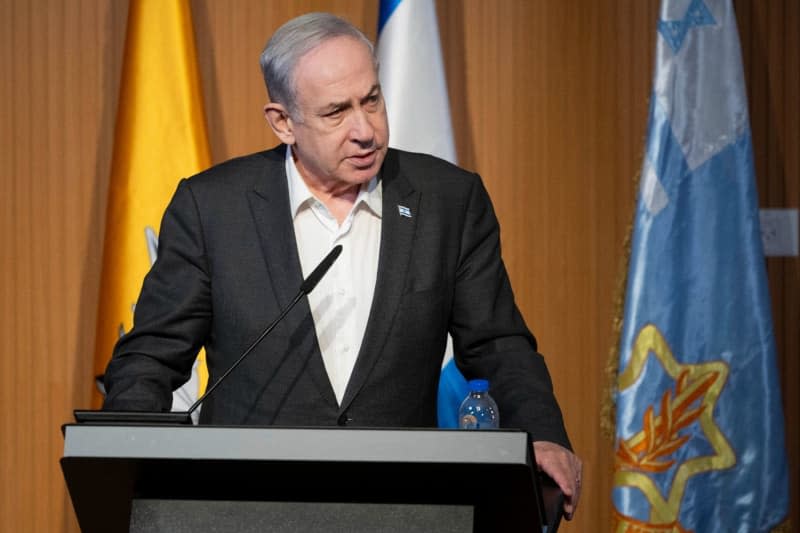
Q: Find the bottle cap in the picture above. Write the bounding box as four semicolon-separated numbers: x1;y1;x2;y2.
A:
468;379;489;392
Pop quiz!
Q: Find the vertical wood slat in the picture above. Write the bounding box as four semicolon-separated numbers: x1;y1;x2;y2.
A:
0;0;20;528
780;1;800;527
0;2;795;532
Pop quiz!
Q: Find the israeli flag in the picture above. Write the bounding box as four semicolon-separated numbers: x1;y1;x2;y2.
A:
377;0;467;426
377;0;456;163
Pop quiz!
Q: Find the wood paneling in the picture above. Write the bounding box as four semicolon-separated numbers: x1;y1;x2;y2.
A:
0;1;795;531
0;1;128;531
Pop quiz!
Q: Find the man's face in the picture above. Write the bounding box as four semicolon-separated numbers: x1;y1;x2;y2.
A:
288;36;389;191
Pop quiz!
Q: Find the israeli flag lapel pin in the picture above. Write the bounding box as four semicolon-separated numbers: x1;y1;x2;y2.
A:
398;205;412;218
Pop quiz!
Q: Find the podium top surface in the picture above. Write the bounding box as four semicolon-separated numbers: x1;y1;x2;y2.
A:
62;425;532;466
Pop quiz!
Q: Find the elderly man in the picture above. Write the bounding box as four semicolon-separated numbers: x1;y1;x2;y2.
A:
103;12;582;519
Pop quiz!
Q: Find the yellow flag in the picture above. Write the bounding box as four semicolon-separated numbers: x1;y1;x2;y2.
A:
93;0;211;408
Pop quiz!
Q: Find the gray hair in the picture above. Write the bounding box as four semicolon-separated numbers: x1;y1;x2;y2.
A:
259;13;377;118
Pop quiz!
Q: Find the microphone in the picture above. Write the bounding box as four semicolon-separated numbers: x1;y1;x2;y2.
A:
185;244;342;416
74;244;343;425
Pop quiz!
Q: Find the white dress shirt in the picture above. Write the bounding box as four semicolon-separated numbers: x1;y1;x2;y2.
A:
285;146;382;405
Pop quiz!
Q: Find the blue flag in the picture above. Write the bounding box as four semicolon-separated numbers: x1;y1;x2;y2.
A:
612;1;789;531
376;0;468;427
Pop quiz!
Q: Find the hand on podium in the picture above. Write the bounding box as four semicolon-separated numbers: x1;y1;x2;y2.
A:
533;441;583;521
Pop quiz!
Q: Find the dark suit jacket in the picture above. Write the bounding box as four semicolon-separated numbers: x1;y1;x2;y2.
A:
103;146;570;447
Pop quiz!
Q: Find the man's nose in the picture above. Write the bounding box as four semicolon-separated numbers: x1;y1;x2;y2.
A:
348;108;375;144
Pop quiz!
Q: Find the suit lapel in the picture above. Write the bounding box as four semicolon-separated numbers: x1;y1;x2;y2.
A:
340;150;419;411
247;147;338;407
247;149;302;309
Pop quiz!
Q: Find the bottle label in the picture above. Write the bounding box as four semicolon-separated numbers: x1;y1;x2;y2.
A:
460;414;479;430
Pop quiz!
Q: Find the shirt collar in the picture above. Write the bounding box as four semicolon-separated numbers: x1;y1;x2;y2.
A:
285;145;382;219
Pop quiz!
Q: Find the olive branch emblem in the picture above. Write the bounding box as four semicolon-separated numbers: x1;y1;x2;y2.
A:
616;369;719;472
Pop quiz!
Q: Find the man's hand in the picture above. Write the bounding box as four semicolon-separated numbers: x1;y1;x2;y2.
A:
533;441;582;520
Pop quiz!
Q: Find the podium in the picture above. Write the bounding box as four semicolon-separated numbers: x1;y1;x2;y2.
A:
61;425;561;532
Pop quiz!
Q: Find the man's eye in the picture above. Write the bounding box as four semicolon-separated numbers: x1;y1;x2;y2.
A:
325;109;343;118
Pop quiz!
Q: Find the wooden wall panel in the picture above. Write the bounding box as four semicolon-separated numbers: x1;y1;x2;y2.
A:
0;1;795;532
0;1;128;531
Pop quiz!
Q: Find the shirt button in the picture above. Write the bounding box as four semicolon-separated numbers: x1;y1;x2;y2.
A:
337;288;346;296
342;345;350;353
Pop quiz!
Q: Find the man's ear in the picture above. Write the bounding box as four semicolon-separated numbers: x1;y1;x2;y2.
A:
264;103;295;145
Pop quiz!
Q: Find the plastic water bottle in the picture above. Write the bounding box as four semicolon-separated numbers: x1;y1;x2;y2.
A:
458;379;499;429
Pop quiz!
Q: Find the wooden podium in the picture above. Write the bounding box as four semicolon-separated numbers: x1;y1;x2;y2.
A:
61;425;562;532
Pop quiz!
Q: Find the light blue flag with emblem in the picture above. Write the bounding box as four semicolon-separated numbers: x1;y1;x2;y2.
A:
611;1;789;531
376;0;469;427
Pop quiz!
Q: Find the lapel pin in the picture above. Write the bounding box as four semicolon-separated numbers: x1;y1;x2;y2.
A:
398;205;412;218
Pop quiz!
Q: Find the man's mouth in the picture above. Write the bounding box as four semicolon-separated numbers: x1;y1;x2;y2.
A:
349;149;378;168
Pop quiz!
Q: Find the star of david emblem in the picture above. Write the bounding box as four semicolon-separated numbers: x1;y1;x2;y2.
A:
658;0;716;54
612;324;734;531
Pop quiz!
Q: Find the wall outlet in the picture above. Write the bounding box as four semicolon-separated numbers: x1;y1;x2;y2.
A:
759;209;798;257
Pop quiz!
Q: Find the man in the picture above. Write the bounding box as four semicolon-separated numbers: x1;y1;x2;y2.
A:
103;13;582;519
